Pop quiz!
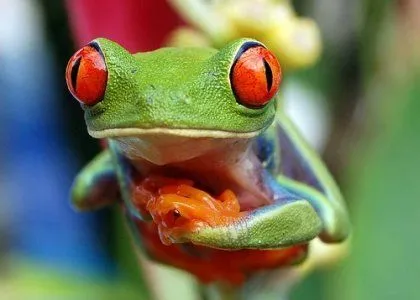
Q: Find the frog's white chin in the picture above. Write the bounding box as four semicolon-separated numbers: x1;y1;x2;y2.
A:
89;127;260;165
110;134;251;166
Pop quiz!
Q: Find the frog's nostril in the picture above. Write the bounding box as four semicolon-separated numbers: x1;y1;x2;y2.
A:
65;43;108;106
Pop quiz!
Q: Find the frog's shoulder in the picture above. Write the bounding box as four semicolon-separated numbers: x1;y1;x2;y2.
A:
71;150;119;211
254;121;280;175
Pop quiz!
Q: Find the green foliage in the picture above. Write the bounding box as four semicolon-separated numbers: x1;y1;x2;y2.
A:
330;72;420;300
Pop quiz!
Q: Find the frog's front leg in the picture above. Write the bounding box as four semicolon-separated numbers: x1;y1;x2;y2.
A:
275;112;351;243
184;176;323;249
107;140;150;221
275;175;348;243
71;150;120;210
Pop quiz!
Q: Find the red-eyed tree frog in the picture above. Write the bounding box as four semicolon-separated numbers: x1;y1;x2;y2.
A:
65;38;350;285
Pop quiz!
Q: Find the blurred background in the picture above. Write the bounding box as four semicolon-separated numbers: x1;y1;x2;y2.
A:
0;0;419;299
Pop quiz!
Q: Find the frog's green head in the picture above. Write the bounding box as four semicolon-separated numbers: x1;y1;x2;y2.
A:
66;38;282;164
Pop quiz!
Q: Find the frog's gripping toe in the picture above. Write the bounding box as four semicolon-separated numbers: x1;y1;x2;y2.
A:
185;200;322;250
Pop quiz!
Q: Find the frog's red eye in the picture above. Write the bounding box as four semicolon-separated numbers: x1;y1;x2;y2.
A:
230;43;282;108
65;43;107;106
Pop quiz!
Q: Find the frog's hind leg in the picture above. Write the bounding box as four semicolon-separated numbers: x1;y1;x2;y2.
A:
71;150;120;211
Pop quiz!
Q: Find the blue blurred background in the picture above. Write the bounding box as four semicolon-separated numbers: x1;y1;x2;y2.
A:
0;0;419;299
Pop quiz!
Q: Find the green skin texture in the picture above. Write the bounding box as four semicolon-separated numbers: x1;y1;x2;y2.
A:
71;38;350;252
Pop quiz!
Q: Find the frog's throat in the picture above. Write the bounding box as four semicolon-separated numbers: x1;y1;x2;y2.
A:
88;127;262;139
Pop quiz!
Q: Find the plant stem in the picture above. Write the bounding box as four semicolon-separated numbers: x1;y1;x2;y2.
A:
203;283;241;300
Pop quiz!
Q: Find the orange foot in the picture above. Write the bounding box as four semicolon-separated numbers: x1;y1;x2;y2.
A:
132;175;245;245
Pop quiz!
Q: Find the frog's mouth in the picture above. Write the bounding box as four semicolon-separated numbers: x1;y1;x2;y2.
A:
89;127;261;139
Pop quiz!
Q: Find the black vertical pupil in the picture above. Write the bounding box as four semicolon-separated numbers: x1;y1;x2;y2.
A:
263;58;273;92
71;57;82;90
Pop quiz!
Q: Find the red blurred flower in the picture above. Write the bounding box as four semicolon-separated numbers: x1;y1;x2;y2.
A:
66;0;183;51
